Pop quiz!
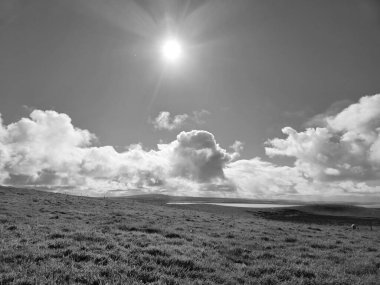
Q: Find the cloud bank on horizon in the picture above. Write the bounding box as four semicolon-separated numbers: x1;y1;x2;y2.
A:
1;94;380;199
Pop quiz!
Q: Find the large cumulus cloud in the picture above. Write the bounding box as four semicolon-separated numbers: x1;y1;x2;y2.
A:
169;130;233;182
266;94;380;182
0;110;93;186
0;110;239;196
2;94;380;199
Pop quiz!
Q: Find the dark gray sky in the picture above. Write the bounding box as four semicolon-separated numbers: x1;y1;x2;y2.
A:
1;0;380;199
1;0;379;156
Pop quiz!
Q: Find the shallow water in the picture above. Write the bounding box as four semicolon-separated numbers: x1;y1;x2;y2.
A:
167;202;300;208
358;204;380;208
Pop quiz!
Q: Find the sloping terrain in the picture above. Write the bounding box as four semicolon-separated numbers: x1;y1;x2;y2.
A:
0;186;379;284
250;208;380;227
297;204;380;218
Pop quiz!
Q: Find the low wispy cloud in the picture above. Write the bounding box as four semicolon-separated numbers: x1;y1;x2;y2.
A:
152;110;210;131
192;110;210;124
1;95;380;200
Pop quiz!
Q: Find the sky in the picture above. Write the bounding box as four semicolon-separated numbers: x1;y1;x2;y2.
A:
1;0;380;201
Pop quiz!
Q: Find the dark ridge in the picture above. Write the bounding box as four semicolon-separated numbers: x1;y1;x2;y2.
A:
249;208;380;226
299;204;377;216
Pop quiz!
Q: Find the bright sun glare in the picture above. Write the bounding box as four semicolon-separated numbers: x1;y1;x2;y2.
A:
161;38;183;64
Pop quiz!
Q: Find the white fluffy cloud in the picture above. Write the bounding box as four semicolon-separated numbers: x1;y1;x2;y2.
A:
266;94;380;182
152;112;189;130
1;95;380;200
168;130;234;182
225;158;305;198
0;110;93;185
152;110;210;131
0;111;240;196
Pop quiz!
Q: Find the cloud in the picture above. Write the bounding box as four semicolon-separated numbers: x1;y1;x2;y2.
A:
229;140;244;160
305;99;353;127
0;110;93;183
168;130;234;182
152;110;210;131
225;158;305;198
0;111;237;196
266;94;380;182
152;112;189;130
1;95;380;200
192;109;211;124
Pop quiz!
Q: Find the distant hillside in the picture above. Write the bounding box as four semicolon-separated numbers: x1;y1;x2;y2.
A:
125;193;309;205
297;204;380;218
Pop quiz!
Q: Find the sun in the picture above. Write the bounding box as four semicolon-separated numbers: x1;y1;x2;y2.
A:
160;37;183;64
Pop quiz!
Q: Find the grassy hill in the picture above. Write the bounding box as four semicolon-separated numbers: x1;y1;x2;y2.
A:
1;186;379;284
297;204;380;218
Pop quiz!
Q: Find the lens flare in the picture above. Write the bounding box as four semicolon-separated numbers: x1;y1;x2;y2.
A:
161;38;183;63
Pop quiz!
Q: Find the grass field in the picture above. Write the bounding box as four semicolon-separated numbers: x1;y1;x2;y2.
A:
1;186;380;284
